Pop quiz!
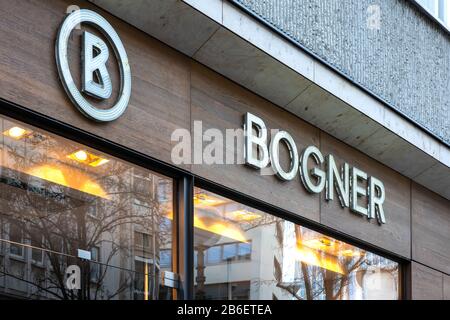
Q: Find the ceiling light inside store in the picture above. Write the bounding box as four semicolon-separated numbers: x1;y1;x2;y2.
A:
300;237;363;259
227;209;262;222
295;245;345;275
67;150;110;167
166;210;248;242
194;214;248;242
194;193;227;207
73;150;88;161
89;158;110;167
3;126;30;139
340;249;362;257
301;238;335;251
27;164;108;199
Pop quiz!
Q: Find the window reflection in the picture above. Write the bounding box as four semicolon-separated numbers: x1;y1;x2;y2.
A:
0;116;173;300
193;188;399;300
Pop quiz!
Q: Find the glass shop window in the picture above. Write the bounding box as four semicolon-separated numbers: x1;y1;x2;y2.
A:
0;115;174;300
193;188;400;300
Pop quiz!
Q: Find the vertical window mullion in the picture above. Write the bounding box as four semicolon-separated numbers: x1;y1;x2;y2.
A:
176;175;194;300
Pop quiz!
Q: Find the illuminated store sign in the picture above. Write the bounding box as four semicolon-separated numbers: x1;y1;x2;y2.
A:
244;112;386;225
56;9;131;122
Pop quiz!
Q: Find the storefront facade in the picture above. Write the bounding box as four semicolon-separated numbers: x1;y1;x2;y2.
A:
0;0;448;300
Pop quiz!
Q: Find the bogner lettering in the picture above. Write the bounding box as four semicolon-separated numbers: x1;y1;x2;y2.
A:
244;112;386;225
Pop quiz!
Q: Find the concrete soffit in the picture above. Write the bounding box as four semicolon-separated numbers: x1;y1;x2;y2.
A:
89;0;450;200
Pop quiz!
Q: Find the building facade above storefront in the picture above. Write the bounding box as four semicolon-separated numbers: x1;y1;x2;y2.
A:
89;0;450;201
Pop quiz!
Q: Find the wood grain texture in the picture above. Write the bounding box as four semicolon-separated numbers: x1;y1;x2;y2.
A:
190;62;320;222
0;0;191;168
411;262;443;300
320;132;411;258
412;183;450;274
445;274;450;300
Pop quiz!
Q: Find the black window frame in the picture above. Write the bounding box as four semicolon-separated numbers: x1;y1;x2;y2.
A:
0;97;408;300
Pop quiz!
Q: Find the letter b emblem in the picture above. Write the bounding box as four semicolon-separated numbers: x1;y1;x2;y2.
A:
82;31;112;100
56;9;131;122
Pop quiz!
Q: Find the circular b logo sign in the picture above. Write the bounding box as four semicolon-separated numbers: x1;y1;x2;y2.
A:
56;9;131;122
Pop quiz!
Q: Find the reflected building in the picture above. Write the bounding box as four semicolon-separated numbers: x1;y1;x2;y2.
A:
0;116;173;300
193;189;399;300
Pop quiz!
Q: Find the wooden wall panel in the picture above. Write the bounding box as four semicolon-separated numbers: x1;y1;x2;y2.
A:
190;62;320;222
412;183;450;274
444;275;450;300
411;262;443;300
320;133;411;258
0;0;191;168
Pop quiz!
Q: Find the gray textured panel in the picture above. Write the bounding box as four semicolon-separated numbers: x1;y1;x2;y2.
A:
414;162;450;199
231;0;450;145
193;27;311;107
286;86;381;147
